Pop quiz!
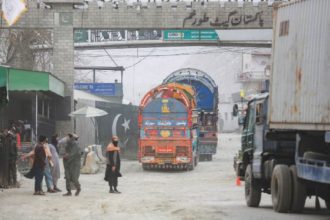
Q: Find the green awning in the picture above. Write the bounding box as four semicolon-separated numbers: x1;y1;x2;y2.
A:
0;66;65;97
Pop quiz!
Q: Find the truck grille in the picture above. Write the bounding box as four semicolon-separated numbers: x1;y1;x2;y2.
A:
144;146;155;156
156;153;174;158
176;146;188;155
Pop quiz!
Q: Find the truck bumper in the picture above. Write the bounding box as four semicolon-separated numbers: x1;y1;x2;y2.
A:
297;157;330;184
141;156;192;165
198;142;217;155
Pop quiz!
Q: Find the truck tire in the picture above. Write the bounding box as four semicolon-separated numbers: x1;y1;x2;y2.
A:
187;158;195;171
207;154;213;161
194;155;198;167
142;164;149;171
245;164;261;207
289;166;306;213
271;165;292;213
326;200;330;210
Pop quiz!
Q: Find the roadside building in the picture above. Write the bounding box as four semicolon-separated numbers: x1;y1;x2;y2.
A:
0;65;67;143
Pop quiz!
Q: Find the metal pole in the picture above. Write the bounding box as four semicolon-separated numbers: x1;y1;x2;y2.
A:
93;69;96;83
35;92;38;141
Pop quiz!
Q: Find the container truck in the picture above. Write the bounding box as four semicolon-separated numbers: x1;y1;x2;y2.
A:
234;0;330;213
138;83;199;170
163;68;219;161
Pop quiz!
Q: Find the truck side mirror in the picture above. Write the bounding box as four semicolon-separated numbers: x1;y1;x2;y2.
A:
233;104;239;117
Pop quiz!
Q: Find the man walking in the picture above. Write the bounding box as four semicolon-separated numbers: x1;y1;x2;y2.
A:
63;133;81;196
7;127;18;187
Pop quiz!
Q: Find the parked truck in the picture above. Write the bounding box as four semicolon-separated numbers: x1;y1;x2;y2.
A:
138;83;199;170
234;0;330;213
163;68;219;161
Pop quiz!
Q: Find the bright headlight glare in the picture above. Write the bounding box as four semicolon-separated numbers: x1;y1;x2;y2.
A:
176;156;189;162
141;156;155;162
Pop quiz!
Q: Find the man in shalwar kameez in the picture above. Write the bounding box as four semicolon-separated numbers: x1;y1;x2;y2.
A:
63;133;81;196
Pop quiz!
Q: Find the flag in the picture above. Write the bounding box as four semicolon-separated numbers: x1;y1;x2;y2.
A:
1;0;27;26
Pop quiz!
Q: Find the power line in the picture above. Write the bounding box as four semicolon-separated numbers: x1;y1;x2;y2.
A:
103;49;119;66
124;48;155;69
77;47;261;58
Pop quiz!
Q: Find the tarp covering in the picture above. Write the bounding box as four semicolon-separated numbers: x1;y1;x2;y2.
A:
0;66;65;97
69;106;108;118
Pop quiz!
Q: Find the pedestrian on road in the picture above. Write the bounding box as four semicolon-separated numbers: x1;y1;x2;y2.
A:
63;133;81;196
0;129;10;188
104;136;122;193
32;135;47;195
49;135;61;192
7;127;18;188
51;134;60;154
43;139;56;193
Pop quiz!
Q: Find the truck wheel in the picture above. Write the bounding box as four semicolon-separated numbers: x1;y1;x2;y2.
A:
326;200;330;210
142;164;149;171
245;164;261;207
289;166;306;213
208;154;213;161
188;160;195;171
271;165;292;213
194;155;198;167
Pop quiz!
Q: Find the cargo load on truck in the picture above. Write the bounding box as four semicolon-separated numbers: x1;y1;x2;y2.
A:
138;83;199;170
163;68;219;161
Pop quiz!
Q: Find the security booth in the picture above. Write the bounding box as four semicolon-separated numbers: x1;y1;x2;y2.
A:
0;65;66;143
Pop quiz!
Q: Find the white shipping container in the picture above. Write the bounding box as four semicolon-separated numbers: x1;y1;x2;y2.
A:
269;0;330;130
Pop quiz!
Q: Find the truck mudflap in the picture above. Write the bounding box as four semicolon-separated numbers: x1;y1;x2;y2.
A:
296;157;330;184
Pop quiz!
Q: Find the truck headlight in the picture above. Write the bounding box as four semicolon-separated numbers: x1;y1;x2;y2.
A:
141;156;155;162
176;156;189;163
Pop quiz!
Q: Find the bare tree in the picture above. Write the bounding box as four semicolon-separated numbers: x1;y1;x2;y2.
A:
0;29;52;71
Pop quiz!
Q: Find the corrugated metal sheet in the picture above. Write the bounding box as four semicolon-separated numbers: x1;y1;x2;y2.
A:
269;0;330;130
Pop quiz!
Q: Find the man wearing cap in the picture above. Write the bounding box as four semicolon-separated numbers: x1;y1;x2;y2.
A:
104;136;122;193
63;133;81;196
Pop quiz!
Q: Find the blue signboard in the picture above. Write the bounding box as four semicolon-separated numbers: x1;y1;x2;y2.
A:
74;83;116;96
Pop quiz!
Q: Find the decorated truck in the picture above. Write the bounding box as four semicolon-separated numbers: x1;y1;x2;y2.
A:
163;68;219;161
138;83;199;170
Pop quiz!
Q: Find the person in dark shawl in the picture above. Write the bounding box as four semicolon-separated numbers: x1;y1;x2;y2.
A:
0;130;8;188
104;136;122;193
63;133;81;196
33;135;47;195
7;127;18;187
0;129;10;188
